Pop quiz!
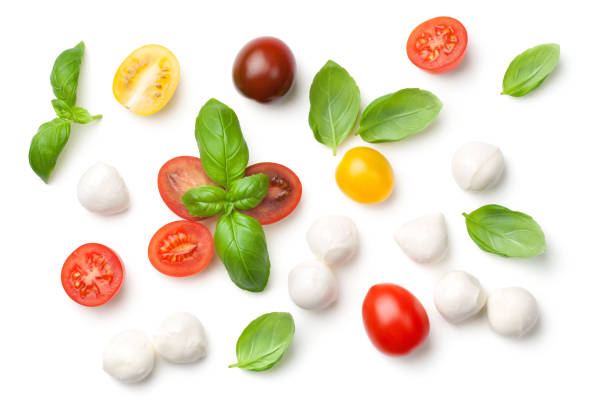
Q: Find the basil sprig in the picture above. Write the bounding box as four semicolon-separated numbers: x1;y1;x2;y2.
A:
29;41;101;182
463;204;546;258
229;312;295;371
502;43;560;97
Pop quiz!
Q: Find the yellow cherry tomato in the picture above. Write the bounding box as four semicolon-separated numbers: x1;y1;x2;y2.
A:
113;45;179;116
335;146;394;204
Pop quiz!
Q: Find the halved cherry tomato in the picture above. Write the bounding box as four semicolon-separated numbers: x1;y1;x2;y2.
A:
61;243;124;307
113;44;180;115
148;221;214;277
158;156;216;221
406;16;468;74
336;147;394;204
240;162;302;225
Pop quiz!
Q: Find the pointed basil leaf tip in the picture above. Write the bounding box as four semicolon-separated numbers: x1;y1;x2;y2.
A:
308;60;361;155
228;173;269;210
50;41;85;107
195;98;249;188
357;88;442;143
181;185;228;217
28;118;72;183
502;43;560;97
70;107;102;124
463;204;546;258
230;312;295;371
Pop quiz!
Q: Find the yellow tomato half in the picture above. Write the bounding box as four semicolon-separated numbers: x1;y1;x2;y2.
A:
336;147;394;204
113;45;179;116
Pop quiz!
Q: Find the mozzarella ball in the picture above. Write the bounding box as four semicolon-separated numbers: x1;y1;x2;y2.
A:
288;260;337;310
103;330;155;383
152;312;207;364
452;141;504;191
487;287;538;337
307;216;358;266
394;213;448;264
434;271;487;323
77;162;130;215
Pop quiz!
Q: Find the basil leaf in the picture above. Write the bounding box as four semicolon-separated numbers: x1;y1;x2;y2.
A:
70;107;102;124
357;88;442;143
28;118;72;182
227;174;269;211
229;312;295;371
214;211;270;292
195;99;249;188
308;60;361;155
51;99;73;120
463;204;546;258
502;43;560;97
181;186;228;217
50;41;84;107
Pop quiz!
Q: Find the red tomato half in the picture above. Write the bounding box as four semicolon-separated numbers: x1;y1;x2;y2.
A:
240;162;302;225
61;243;124;307
362;283;430;355
148;220;214;277
406;16;468;74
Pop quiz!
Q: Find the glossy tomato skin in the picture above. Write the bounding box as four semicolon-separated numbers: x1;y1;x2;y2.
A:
336;147;394;204
233;37;296;103
362;283;430;355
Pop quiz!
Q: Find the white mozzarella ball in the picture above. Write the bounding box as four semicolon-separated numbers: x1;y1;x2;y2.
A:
394;213;448;264
103;330;155;383
452;141;504;191
434;271;487;323
288;260;337;310
152;312;207;364
306;216;358;266
77;162;130;215
487;287;538;337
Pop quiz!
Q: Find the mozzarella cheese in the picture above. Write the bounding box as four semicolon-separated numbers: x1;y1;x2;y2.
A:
487;287;538;337
394;213;448;264
152;312;207;364
77;162;130;215
306;216;358;266
103;330;155;383
452;141;504;191
288;260;337;310
434;271;487;323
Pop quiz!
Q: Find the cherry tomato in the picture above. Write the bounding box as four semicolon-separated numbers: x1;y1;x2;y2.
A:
233;37;296;103
406;16;468;74
148;221;214;277
158;156;217;221
240;162;302;225
113;44;180;115
362;283;430;355
61;243;124;307
335;147;394;204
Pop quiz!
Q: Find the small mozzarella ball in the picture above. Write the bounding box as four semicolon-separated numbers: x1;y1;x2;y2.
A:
77;162;130;215
434;271;486;323
288;260;337;310
487;287;538;337
103;330;155;383
452;141;504;191
394;213;448;264
306;216;358;266
152;312;207;364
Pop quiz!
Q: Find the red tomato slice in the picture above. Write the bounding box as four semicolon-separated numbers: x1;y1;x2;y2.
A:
61;243;124;307
240;162;302;225
158;156;216;221
406;16;468;74
148;220;214;277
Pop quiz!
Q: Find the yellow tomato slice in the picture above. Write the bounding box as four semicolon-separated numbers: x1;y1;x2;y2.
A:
336;147;394;204
113;45;179;116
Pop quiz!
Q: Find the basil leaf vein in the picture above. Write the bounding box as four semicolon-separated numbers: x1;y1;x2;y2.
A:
502;43;560;97
28;118;72;183
227;174;269;210
50;41;84;107
182;185;228;217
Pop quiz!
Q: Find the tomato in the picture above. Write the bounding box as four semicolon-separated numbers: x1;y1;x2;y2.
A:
113;44;180;115
158;156;216;221
240;162;302;225
406;16;468;74
362;283;430;355
148;221;214;277
335;147;394;204
61;243;124;307
232;37;296;103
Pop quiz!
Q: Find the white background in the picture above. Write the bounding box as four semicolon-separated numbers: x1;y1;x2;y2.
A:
2;0;610;406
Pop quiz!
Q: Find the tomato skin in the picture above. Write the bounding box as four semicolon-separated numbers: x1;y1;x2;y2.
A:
335;147;394;204
362;283;430;355
233;37;296;103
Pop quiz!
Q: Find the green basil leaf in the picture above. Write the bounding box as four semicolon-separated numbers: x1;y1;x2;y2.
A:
357;88;442;143
51;99;73;120
28;118;72;183
214;211;270;292
502;43;560;97
308;60;361;155
229;312;295;371
50;41;85;107
70;107;102;124
195;99;249;188
181;185;228;217
227;174;269;210
463;204;546;258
